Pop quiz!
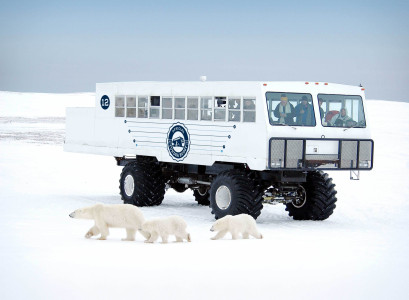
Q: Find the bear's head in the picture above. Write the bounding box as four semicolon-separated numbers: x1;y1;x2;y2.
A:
210;215;230;232
69;207;93;219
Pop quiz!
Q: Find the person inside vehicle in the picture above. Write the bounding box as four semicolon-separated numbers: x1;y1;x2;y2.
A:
318;98;325;119
330;108;353;127
294;95;315;125
274;94;295;124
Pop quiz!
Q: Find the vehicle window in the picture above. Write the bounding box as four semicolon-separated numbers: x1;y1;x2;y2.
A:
318;94;366;128
138;96;148;118
228;97;241;122
162;97;173;119
115;96;125;117
187;97;199;120
266;92;315;126
126;96;136;118
174;97;185;120
200;96;212;121
214;97;226;121
150;96;160;119
243;97;256;122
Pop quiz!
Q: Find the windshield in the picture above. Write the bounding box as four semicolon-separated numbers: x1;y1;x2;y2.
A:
266;92;316;126
318;94;366;128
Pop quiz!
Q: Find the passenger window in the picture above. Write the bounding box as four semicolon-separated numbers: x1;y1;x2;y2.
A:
187;97;199;120
318;94;366;128
266;93;314;126
243;98;256;122
115;96;125;117
162;97;173;119
150;96;160;119
214;97;226;121
228;97;241;122
200;97;212;121
138;96;148;118
174;97;185;120
126;96;136;118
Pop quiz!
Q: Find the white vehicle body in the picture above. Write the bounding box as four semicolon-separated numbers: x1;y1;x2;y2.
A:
65;81;373;172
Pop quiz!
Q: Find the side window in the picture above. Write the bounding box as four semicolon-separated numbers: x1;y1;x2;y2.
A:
214;96;226;121
138;96;148;118
318;94;366;128
243;97;256;122
200;96;212;121
150;96;160;119
228;97;241;122
115;96;125;117
162;97;173;119
126;96;136;118
187;97;199;120
265;93;314;126
174;97;185;120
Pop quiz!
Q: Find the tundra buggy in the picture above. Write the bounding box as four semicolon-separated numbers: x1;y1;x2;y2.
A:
64;81;374;220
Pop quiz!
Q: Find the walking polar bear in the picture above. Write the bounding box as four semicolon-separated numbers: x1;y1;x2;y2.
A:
210;214;263;240
69;204;150;241
141;216;191;243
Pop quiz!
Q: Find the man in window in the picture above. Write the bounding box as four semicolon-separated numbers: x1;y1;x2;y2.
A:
330;108;353;127
274;94;295;125
295;95;315;126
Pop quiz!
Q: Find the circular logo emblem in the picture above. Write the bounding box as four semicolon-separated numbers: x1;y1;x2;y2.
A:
167;123;190;162
100;95;110;110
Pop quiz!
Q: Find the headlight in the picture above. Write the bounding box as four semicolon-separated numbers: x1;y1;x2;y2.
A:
359;160;371;168
271;159;283;168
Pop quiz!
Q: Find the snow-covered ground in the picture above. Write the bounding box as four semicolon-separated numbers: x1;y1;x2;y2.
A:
0;91;408;299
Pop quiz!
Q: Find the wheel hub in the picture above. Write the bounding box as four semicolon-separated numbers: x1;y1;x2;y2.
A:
215;185;231;210
292;185;307;208
124;174;135;197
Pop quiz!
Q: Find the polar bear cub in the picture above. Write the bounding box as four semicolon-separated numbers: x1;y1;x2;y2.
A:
141;216;191;243
210;214;263;240
69;204;149;241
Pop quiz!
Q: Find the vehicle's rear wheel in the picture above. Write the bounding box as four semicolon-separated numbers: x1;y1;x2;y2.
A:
119;162;165;206
193;186;210;206
209;170;263;220
285;171;337;220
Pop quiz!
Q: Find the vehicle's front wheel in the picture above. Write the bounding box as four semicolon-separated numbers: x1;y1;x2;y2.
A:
119;162;165;206
209;170;263;220
285;171;337;220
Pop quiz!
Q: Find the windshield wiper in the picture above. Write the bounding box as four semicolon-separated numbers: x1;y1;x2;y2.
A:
276;123;297;130
343;122;366;132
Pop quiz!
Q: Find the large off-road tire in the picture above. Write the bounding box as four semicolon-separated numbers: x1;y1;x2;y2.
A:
119;162;165;206
285;170;337;220
209;170;263;220
193;186;210;206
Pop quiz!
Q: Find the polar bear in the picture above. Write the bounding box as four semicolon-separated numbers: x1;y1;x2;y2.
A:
69;204;150;241
210;214;263;240
141;216;191;243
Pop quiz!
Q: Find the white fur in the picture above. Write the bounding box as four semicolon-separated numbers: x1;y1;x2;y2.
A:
69;204;149;241
210;214;263;240
141;216;191;243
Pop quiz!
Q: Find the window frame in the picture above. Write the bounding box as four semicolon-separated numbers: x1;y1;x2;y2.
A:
242;96;257;123
317;93;366;128
265;92;315;127
115;95;125;118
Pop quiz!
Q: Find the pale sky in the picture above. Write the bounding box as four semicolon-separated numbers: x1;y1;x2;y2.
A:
1;0;408;101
